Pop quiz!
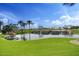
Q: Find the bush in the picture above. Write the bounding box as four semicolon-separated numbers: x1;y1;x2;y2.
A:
16;29;32;34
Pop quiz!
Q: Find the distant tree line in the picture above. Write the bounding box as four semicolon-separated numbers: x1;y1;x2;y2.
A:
70;26;79;29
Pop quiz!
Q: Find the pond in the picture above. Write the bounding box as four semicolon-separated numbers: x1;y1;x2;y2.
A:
15;34;79;40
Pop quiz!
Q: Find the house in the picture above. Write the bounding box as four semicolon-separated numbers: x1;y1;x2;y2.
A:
32;29;72;35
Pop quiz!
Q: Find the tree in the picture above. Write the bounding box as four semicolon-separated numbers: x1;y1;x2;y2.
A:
18;20;23;29
2;24;17;40
18;20;26;31
0;20;3;32
2;24;17;34
18;20;27;40
22;22;27;29
21;22;27;41
27;20;33;40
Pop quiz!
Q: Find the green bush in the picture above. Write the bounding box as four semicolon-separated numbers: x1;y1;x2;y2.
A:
16;29;32;34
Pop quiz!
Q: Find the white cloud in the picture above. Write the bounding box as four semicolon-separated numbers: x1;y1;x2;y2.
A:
51;14;79;27
0;11;18;25
2;18;8;25
52;20;61;25
45;19;50;23
31;23;38;28
0;16;8;25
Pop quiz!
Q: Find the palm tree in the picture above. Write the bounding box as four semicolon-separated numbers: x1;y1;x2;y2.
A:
18;21;26;30
27;20;33;40
18;20;24;40
18;20;27;40
18;20;24;29
0;20;3;32
21;22;27;40
22;22;26;30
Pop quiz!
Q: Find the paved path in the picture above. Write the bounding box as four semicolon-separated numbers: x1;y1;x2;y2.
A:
70;40;79;45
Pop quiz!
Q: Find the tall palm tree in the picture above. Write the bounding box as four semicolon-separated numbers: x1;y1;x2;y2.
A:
21;22;27;40
18;20;27;40
22;22;26;30
27;20;33;40
18;20;24;40
18;20;23;29
0;20;3;32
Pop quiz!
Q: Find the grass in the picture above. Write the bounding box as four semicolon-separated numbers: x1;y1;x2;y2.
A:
71;29;79;34
0;35;79;56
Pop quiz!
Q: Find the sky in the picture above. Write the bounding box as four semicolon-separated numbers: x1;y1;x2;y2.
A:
0;3;79;28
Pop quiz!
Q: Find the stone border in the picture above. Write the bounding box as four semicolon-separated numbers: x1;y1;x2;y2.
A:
70;39;79;45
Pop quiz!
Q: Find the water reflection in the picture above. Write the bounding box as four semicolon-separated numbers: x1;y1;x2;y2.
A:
15;34;79;40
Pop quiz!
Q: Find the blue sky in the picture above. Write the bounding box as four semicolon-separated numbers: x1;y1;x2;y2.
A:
0;3;79;28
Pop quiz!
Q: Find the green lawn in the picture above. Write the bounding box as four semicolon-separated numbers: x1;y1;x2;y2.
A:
0;35;79;56
71;29;79;34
